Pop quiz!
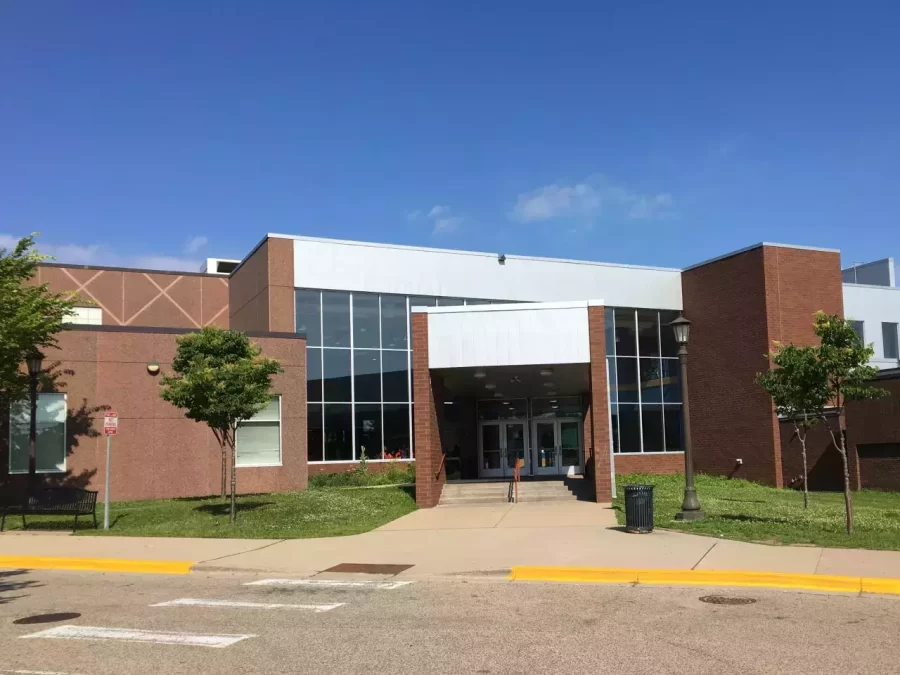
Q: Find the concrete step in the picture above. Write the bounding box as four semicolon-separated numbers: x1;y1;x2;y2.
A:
438;479;588;505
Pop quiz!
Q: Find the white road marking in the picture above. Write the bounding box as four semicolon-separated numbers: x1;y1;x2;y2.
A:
245;578;413;590
150;597;344;612
19;625;255;648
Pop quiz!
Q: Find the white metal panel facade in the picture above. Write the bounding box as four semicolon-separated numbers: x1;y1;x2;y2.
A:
425;303;591;369
288;235;682;310
843;283;900;369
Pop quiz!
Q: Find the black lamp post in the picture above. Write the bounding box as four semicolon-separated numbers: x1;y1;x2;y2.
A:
669;316;704;521
26;350;43;487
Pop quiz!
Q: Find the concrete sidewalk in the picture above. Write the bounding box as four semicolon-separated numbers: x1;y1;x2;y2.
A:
1;501;899;580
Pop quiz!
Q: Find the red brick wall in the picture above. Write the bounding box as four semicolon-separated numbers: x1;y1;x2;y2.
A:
0;327;306;501
229;237;295;333
847;378;900;491
36;264;229;329
681;245;843;486
614;452;684;475
587;305;612;502
779;419;844;491
412;312;445;507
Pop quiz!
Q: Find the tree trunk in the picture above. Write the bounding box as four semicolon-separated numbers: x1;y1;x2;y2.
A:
800;437;809;509
839;428;853;535
229;434;237;524
220;439;227;500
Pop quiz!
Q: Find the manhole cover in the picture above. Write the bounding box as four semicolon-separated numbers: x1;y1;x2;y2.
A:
13;612;81;625
699;596;757;606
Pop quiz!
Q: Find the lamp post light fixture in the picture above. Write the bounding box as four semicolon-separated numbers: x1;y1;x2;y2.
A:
669;315;705;521
26;350;44;486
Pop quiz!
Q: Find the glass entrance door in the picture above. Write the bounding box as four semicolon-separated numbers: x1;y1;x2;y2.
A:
533;420;558;475
531;418;583;476
478;420;528;478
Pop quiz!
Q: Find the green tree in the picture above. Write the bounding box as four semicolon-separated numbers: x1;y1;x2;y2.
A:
757;344;830;509
0;235;77;479
814;312;886;534
159;327;282;522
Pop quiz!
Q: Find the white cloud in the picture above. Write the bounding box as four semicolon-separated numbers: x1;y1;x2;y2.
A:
0;233;204;272
509;176;674;224
409;205;463;234
184;235;208;254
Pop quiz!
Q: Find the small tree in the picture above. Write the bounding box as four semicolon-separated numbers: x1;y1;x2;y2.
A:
0;235;76;405
814;313;886;534
160;327;282;523
757;344;830;508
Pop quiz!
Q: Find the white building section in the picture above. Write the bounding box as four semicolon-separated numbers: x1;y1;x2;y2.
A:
843;283;900;368
285;234;682;309
421;301;594;369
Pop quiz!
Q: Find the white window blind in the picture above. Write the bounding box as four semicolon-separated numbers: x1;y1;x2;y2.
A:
63;307;102;325
9;393;67;473
236;397;281;467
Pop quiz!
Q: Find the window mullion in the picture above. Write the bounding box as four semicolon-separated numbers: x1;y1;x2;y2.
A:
349;293;356;461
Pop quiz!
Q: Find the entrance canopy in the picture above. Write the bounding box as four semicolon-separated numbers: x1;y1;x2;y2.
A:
415;300;603;370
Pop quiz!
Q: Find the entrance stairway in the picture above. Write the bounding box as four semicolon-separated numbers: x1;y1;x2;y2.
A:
438;477;590;505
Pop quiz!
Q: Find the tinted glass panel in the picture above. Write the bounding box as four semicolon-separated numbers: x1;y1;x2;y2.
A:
532;397;582;418
323;349;352;402
477;399;528;420
661;359;682;402
382;350;409;402
639;358;663;403
383;404;411;459
637;310;660;357
610;405;620;453
381;295;408;349
659;310;680;357
616;357;639;403
307;403;323;462
883;323;899;360
607;357;618;404
664;406;684;451
641;405;664;452
465;299;491;305
353;294;380;349
295;290;320;346
605;310;616;355
850;320;864;345
307;347;322;402
437;298;464;306
614;308;637;356
409;296;436;308
322;291;350;347
355;403;382;460
324;404;352;461
354;350;381;402
618;404;641;453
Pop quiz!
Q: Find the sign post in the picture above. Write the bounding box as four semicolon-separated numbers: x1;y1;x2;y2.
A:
103;412;118;530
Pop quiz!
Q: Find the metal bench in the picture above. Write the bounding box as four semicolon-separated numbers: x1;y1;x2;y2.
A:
1;487;99;532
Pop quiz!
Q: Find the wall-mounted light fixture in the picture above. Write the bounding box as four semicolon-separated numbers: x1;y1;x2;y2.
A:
498;254;506;265
147;361;160;376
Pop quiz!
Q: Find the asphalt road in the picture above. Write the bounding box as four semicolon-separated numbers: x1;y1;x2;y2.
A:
0;568;898;674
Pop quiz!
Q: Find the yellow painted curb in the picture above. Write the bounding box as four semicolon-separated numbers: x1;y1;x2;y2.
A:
0;556;193;575
510;567;900;596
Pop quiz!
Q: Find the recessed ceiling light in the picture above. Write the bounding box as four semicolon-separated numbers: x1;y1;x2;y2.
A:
485;383;497;390
543;382;554;388
550;400;557;404
502;401;509;405
474;371;486;379
493;392;503;398
551;405;559;409
540;368;553;377
548;391;557;396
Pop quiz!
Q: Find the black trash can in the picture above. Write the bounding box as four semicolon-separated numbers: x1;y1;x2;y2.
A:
624;484;654;533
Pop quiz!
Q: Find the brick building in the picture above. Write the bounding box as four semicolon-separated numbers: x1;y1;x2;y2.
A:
3;234;897;506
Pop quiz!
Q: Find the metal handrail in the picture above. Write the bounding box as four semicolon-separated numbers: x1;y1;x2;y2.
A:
435;451;447;480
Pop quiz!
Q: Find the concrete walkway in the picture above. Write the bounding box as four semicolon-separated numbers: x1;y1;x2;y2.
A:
1;502;899;580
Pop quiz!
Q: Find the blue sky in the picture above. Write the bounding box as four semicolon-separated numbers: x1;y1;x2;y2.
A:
2;1;899;271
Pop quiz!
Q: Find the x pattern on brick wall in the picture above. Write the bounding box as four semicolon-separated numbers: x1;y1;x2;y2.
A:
58;268;229;328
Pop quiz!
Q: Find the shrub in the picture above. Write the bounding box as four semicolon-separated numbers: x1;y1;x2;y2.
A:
309;461;416;488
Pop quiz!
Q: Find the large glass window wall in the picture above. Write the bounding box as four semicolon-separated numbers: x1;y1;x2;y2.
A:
300;290;511;463
606;308;684;453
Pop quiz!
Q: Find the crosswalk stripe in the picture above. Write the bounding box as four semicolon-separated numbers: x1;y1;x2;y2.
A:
19;625;255;648
245;578;413;590
150;598;344;612
0;671;86;675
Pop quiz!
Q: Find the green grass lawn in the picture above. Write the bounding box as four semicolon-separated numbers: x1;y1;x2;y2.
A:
614;473;900;550
4;486;417;539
